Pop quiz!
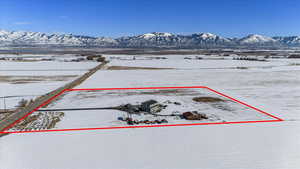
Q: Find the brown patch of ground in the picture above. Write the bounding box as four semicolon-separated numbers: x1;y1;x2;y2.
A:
12;60;41;62
0;75;77;84
73;89;200;102
0;113;12;121
79;89;199;97
0;109;15;114
134;89;195;95
236;66;249;69
107;66;173;70
289;63;300;66
192;96;225;103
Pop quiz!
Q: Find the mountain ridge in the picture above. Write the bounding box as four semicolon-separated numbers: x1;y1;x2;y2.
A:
1;29;300;48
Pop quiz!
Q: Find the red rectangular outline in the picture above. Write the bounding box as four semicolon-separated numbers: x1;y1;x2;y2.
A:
0;86;283;134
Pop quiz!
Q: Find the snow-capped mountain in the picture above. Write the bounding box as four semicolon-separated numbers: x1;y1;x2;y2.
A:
190;33;229;42
238;34;277;44
186;33;232;46
273;36;300;46
0;29;117;46
140;32;173;39
116;32;178;47
1;29;300;48
116;32;232;47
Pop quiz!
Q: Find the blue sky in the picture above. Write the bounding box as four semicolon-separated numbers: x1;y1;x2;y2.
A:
0;0;299;37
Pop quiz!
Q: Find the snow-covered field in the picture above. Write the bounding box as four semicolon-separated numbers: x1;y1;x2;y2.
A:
1;55;300;169
0;57;98;109
106;54;300;70
14;88;274;131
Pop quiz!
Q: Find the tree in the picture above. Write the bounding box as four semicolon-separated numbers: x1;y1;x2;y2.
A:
17;99;28;108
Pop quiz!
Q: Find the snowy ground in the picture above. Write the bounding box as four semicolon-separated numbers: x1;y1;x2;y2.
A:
0;58;98;109
106;54;300;70
1;55;300;169
16;88;274;132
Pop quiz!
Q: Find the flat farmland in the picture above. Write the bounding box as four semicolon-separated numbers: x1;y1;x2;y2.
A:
1;54;300;169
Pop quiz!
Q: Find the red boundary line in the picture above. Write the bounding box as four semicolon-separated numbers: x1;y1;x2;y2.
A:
0;86;283;134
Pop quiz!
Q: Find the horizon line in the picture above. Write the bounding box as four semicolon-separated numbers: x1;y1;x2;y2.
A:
1;28;299;39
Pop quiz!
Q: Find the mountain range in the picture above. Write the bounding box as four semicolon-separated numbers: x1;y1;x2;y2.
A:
1;29;300;48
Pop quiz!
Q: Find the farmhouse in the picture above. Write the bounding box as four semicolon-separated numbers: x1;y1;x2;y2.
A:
140;100;166;113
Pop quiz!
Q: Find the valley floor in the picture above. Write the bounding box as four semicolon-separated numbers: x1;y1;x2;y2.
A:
1;54;300;169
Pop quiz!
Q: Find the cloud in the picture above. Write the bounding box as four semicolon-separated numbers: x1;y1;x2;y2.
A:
13;22;31;25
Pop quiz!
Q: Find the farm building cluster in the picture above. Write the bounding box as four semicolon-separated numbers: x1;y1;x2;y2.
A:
115;99;208;125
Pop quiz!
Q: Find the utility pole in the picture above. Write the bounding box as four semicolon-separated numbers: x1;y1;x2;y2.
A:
3;97;6;112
